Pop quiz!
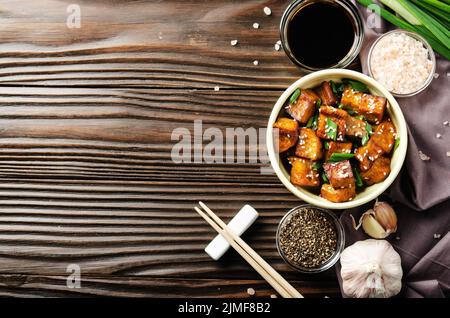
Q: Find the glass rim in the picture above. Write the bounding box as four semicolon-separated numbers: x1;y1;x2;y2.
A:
367;29;436;98
279;0;364;72
275;204;345;274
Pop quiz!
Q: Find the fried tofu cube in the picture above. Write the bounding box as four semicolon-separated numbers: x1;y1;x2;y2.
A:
295;128;323;160
323;160;355;189
319;106;348;119
341;86;387;124
371;121;396;153
316;114;346;141
355;140;384;172
286;89;320;124
317;81;337;106
360;157;391;186
355;120;396;171
321;184;356;203
290;157;320;187
273;118;299;152
326;141;353;161
345;115;367;139
316;106;347;141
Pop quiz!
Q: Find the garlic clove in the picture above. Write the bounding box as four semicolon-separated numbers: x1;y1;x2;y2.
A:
373;202;397;234
362;212;389;239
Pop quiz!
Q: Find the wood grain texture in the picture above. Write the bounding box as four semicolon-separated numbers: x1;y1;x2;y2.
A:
0;275;339;298
0;0;360;297
0;0;300;88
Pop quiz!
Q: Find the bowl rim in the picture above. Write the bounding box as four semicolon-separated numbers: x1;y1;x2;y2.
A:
266;69;408;210
275;204;345;273
279;0;364;72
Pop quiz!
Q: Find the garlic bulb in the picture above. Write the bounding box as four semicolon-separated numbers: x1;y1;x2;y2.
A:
340;239;402;298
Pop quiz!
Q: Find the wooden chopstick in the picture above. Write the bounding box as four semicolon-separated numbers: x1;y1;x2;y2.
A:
195;202;303;298
194;207;292;298
198;202;303;298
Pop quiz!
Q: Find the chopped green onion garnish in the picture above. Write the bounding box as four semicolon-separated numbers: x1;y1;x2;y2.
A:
312;113;318;130
361;134;370;146
316;98;322;107
312;162;322;170
343;79;370;93
324;141;330;150
336;82;345;95
353;166;364;188
365;122;373;135
325;118;338;141
330;80;337;95
307;112;319;130
322;171;329;183
394;137;400;151
289;88;301;104
339;103;357;115
361;134;369;146
361;122;373;146
346;109;357;115
355;115;365;120
327;153;355;162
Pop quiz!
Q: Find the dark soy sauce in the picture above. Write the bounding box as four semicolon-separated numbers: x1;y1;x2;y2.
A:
287;2;355;68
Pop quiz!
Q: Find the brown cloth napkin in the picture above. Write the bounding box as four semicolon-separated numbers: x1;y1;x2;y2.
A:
335;3;450;298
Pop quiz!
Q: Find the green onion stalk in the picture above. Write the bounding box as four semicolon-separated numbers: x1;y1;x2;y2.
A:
356;0;450;60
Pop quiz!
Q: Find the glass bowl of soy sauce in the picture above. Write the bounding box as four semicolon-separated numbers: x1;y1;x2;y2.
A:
280;0;364;72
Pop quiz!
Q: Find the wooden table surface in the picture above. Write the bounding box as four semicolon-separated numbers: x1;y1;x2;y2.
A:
0;0;359;297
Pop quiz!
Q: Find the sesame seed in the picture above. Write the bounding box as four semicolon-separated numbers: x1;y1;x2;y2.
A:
433;233;441;239
270;294;277;298
253;60;259;66
274;43;281;51
436;133;442;139
253;22;259;29
446;151;450;157
230;39;238;46
419;150;431;161
263;6;272;16
214;86;220;92
433;73;440;79
276;40;282;45
247;288;255;296
444;121;449;126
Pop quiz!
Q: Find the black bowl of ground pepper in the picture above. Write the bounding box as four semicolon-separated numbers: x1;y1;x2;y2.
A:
276;204;345;273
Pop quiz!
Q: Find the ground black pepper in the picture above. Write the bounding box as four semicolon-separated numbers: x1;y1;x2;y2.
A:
279;207;337;268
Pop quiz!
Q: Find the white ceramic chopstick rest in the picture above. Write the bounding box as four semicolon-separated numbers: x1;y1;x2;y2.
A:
204;204;259;260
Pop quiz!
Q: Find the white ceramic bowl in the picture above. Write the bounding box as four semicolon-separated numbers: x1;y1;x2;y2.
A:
266;69;408;210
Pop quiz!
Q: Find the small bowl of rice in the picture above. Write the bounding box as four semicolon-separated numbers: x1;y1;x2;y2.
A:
367;30;436;98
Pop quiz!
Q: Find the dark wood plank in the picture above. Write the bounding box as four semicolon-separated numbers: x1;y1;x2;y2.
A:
0;87;277;181
0;0;301;88
0;275;340;298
